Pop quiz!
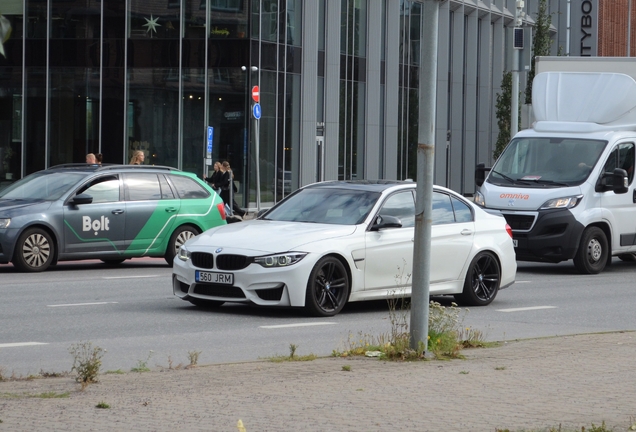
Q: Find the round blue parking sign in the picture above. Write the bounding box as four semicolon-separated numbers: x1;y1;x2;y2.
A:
253;103;261;120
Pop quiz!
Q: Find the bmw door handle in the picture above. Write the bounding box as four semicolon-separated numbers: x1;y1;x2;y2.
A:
165;207;178;213
112;209;124;215
460;229;473;236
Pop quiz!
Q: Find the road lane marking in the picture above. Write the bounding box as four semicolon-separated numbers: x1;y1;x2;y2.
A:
0;342;48;348
497;306;557;312
260;322;338;329
47;302;119;307
102;275;162;279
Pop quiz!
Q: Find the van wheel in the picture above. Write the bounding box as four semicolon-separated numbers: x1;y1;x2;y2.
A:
573;227;608;274
13;228;55;272
165;225;200;266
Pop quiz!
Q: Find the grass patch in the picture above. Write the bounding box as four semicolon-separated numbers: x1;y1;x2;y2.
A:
0;391;70;399
131;351;154;373
268;344;318;362
105;369;125;375
95;401;110;409
496;422;613;432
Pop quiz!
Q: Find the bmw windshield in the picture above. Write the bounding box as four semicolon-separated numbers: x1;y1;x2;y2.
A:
489;137;607;187
0;172;86;201
262;187;380;225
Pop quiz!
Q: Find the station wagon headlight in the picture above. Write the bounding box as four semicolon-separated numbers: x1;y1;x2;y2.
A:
540;195;583;210
253;252;307;268
0;218;9;229
177;245;191;261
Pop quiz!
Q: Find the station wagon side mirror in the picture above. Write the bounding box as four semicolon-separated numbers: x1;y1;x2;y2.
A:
371;214;403;231
612;168;629;194
69;193;93;205
475;163;491;187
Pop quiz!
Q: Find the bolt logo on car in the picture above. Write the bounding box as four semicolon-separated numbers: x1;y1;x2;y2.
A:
83;215;110;235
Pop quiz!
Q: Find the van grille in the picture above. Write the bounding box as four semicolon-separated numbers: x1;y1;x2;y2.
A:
502;213;535;231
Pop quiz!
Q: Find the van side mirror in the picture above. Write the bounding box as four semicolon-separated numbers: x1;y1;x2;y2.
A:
612;168;629;194
475;163;491;187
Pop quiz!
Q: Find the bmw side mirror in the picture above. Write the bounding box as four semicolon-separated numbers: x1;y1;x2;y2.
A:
372;214;402;231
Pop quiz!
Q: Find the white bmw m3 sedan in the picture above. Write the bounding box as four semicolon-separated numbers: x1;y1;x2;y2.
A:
172;180;516;317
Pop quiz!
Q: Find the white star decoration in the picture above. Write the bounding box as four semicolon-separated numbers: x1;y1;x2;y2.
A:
143;15;161;35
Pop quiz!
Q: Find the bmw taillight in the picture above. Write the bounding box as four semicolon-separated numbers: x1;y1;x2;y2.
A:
217;203;227;220
505;223;513;238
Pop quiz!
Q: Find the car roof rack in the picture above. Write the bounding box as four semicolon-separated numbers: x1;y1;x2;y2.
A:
47;163;178;172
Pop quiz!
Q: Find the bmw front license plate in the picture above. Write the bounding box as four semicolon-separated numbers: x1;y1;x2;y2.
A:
196;271;234;285
512;239;518;247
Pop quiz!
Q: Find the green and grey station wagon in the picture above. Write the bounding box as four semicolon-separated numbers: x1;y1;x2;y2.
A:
0;164;228;272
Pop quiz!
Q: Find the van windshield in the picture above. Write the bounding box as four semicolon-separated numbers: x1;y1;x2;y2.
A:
488;137;607;187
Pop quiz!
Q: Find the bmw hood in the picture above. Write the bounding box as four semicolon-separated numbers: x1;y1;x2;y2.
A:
187;220;358;253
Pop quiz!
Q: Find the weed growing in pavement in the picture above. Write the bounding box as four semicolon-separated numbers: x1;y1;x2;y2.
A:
495;366;507;371
341;365;351;372
69;341;105;389
131;351;154;373
266;344;318;363
38;370;67;378
95;401;110;409
187;350;202;366
105;369;125;375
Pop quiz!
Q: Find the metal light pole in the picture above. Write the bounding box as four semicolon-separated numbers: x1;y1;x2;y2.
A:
511;1;524;135
410;0;442;352
242;65;260;213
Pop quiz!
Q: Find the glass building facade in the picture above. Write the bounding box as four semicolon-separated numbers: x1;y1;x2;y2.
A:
0;1;573;201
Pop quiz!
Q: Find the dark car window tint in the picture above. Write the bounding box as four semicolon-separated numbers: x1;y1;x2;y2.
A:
159;175;175;199
432;192;455;225
451;196;473;223
79;176;120;203
168;175;210;199
379;191;415;227
125;174;162;201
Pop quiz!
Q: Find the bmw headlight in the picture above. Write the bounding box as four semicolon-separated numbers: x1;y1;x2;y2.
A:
254;252;307;268
177;245;191;261
473;191;485;207
540;195;583;210
0;218;10;229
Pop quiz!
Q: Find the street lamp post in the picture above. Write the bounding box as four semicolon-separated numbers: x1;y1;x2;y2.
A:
511;1;525;136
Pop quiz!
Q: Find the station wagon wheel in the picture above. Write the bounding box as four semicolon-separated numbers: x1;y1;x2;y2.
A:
165;225;201;266
573;227;608;274
455;252;500;306
13;228;55;272
305;256;350;317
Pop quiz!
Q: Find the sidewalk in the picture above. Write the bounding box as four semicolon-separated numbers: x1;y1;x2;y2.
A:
1;332;634;431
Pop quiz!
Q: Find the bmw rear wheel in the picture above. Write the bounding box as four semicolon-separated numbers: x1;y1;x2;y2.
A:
304;256;349;317
455;252;500;306
13;228;55;272
165;225;200;266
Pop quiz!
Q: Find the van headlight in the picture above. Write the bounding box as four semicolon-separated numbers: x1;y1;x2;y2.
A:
253;252;307;268
177;245;191;261
540;195;583;210
474;191;485;207
0;218;10;229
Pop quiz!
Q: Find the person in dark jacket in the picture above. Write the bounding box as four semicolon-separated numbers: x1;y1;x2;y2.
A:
204;161;223;193
220;161;246;218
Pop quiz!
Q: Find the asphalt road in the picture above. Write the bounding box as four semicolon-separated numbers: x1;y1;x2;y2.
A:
1;256;636;376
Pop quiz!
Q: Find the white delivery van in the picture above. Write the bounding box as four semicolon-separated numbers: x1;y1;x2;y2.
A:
475;57;636;274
